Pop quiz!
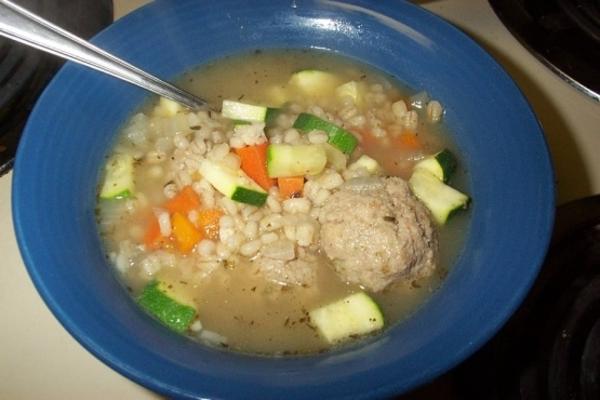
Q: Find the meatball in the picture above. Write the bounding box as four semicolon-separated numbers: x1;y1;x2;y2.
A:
318;176;438;292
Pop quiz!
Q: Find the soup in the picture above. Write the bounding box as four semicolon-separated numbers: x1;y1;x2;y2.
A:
96;50;470;355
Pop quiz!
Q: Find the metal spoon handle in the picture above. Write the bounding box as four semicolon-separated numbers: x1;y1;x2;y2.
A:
0;0;207;110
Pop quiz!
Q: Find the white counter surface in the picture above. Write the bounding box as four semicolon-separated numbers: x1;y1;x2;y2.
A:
1;1;599;398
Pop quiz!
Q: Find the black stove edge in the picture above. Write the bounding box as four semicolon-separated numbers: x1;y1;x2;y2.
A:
488;0;600;104
0;0;114;176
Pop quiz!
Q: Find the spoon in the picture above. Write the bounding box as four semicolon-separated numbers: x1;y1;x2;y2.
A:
0;0;208;110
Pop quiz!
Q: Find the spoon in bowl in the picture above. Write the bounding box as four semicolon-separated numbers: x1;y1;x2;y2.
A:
0;0;208;110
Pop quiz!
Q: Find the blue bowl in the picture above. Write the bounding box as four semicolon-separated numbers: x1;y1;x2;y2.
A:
12;0;555;398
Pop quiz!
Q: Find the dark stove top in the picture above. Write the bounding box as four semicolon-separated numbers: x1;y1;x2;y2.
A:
0;0;113;175
489;0;600;103
400;195;600;399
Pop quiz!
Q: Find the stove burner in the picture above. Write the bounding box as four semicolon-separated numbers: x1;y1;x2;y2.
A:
0;0;113;175
400;195;600;399
489;0;600;103
557;0;600;43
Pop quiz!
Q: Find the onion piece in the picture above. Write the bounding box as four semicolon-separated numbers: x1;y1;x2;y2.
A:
409;90;430;110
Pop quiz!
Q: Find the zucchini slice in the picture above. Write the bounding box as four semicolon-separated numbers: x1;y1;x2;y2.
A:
266;144;327;178
322;143;347;172
222;100;279;124
288;69;341;97
309;292;384;344
154;97;182;117
348;154;382;175
293;113;358;154
99;153;135;200
409;169;470;224
413;149;457;183
221;100;274;123
137;280;197;333
199;159;268;206
335;80;366;105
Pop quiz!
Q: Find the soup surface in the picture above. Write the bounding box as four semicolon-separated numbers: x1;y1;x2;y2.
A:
96;50;470;355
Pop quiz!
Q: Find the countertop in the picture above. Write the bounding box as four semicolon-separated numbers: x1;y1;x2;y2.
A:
1;0;599;398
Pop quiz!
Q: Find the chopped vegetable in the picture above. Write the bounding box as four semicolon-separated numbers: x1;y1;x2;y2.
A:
409;90;430;110
264;85;289;107
137;280;197;333
198;159;268;206
266;144;327;178
335;80;366;105
309;292;384;344
288;69;341;97
408;169;470;225
163;185;202;215
293;113;358;154
348;154;382;175
156;97;182;117
413;149;457;183
277;176;305;199
232;119;251;126
144;216;169;250
222;100;268;122
197;208;223;240
230;187;268;207
99;153;135;200
322;143;347;171
235;143;276;190
265;108;281;125
171;212;203;253
397;132;422;150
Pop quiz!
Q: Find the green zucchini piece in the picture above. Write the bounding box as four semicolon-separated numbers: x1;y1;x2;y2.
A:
155;97;182;117
199;159;267;206
230;186;269;206
309;292;384;344
99;153;135;200
222;100;268;122
414;149;457;183
408;169;470;225
137;281;197;333
288;69;341;97
266;144;327;178
335;80;366;105
222;100;279;125
293;113;358;154
264;107;281;125
322;143;347;172
264;85;289;106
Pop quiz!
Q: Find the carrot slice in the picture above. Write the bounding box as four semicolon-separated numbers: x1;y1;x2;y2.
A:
397;132;422;150
144;216;169;250
235;143;276;190
163;186;202;215
171;212;203;253
197;208;223;240
277;176;305;199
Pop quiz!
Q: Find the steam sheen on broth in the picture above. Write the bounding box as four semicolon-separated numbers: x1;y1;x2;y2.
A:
96;49;470;355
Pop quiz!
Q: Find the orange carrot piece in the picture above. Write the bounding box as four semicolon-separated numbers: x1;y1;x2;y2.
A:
235;143;276;190
277;176;305;199
144;216;168;250
171;212;203;253
397;132;422;150
163;186;202;215
197;208;223;240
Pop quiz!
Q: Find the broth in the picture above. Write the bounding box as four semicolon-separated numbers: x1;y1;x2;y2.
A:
97;49;470;355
